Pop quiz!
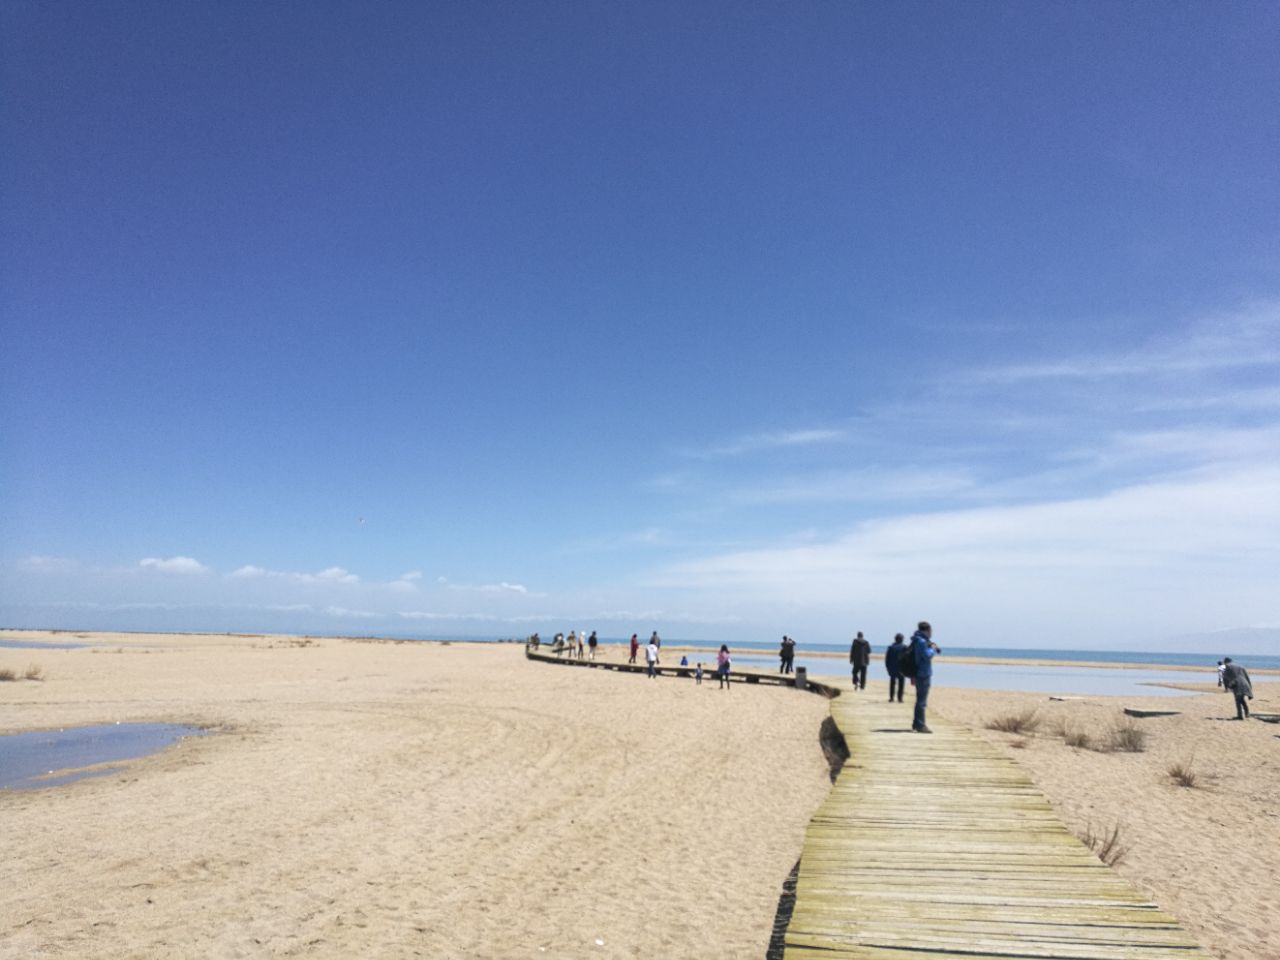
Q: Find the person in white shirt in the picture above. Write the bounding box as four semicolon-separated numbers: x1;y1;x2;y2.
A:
645;641;659;678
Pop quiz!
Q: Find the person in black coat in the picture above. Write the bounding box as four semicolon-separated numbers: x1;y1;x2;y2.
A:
849;632;871;690
884;633;906;703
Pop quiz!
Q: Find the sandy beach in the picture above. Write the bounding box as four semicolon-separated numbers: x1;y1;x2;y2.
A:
3;631;1276;960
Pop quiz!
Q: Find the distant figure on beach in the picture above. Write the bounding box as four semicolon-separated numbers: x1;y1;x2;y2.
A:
577;631;586;660
679;654;688;666
909;622;941;733
651;631;661;654
1221;658;1254;720
587;630;597;660
849;632;871;690
1217;660;1225;687
529;632;541;650
695;662;704;685
629;633;639;664
553;632;566;656
779;635;796;674
646;638;660;678
567;631;578;660
717;644;732;689
885;633;906;703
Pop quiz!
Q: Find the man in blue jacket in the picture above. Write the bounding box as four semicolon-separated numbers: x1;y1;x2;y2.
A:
910;622;941;733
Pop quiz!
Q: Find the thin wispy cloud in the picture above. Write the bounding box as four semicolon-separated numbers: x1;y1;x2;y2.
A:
976;302;1280;383
139;556;209;574
684;427;846;459
228;564;359;584
726;467;978;506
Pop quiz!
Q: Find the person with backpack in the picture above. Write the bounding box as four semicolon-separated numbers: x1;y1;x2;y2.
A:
885;633;907;703
908;622;940;733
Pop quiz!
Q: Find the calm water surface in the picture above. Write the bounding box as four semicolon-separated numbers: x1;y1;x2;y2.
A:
0;723;207;790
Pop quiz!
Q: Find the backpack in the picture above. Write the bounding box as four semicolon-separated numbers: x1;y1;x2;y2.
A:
898;639;918;678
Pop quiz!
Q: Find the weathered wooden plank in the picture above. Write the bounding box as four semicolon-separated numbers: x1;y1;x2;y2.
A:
783;690;1211;959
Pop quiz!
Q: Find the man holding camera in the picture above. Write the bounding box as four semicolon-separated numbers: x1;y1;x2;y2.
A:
910;621;941;734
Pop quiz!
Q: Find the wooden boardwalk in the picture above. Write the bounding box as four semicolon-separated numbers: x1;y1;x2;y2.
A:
523;646;843;697
784;692;1211;959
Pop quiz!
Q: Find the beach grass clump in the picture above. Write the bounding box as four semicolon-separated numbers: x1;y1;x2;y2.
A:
1009;738;1030;750
1062;728;1093;750
1109;721;1148;753
1082;822;1129;866
23;664;45;681
0;668;15;682
1168;760;1199;788
987;710;1041;735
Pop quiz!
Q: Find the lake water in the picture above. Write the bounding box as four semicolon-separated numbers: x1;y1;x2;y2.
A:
0;723;207;791
730;655;1203;697
0;638;89;650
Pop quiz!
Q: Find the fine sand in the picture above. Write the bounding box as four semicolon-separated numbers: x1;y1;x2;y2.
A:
3;632;1276;960
0;631;832;959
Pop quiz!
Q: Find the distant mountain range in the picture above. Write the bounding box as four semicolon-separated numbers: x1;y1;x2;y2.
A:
1163;626;1280;655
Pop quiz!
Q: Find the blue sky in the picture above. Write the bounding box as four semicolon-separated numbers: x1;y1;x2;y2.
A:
3;1;1278;650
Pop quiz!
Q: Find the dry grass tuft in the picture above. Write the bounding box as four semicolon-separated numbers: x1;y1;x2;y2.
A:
1062;729;1093;750
1168;760;1199;788
0;668;16;682
1081;821;1129;866
1009;738;1030;750
1109;721;1148;753
987;710;1041;735
23;664;45;681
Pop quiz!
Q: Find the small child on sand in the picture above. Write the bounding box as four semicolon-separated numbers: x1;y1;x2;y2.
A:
695;663;703;685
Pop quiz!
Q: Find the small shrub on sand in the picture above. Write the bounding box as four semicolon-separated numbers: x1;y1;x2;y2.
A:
1062;729;1093;750
1082;822;1129;866
1168;760;1199;788
0;668;15;682
1109;721;1147;753
1009;738;1030;750
23;664;44;681
987;710;1041;735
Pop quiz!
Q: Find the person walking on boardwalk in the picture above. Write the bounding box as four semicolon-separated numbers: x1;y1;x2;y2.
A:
628;633;639;664
849;632;871;690
910;622;940;733
1221;657;1253;720
716;644;732;689
885;633;906;703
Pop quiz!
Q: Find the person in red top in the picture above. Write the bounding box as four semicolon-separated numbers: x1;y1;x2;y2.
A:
628;633;639;664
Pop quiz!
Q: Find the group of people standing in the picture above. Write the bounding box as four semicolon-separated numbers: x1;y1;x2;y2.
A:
534;629;599;660
850;623;942;733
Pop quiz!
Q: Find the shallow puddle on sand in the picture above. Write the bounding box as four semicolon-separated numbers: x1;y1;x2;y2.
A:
0;723;207;790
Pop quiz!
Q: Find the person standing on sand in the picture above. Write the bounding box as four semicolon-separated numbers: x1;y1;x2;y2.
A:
629;633;639;664
717;644;732;689
646;638;659;678
1217;660;1225;687
587;630;598;660
1221;658;1253;720
910;622;940;733
885;633;906;703
849;632;871;690
651;631;661;657
695;662;704;686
